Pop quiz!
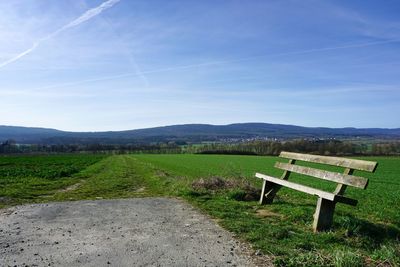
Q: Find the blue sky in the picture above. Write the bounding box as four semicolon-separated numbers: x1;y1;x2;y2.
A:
0;0;399;131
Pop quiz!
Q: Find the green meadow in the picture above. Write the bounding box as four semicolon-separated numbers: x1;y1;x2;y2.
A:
1;153;399;266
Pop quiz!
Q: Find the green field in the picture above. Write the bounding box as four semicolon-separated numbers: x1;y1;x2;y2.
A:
1;154;399;266
0;154;106;206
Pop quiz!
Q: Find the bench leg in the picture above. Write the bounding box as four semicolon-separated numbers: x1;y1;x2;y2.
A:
259;180;281;205
313;198;336;232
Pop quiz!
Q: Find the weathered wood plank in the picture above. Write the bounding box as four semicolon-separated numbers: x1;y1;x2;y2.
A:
260;181;282;204
256;173;358;206
280;159;295;179
274;162;368;189
279;151;377;172
261;159;295;204
313;197;336;232
334;168;353;195
259;180;275;204
255;173;336;201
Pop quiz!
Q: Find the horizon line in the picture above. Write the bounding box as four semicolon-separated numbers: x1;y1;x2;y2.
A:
1;122;399;133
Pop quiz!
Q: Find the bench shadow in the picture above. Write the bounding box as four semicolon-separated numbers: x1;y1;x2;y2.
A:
334;214;400;245
370;180;400;186
263;200;400;244
272;199;316;209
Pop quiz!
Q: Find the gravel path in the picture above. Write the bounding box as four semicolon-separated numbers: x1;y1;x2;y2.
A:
0;198;271;267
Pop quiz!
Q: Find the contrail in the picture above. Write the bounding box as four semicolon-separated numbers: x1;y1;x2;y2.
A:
51;0;120;36
267;38;400;58
0;43;39;68
0;0;121;69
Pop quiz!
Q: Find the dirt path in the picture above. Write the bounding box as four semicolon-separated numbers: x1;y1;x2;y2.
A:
0;198;271;267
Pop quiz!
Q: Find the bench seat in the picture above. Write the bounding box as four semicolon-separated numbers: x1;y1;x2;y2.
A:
255;173;358;206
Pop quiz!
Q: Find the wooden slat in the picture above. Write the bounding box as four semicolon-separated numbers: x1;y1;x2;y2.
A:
313;198;336;232
275;162;368;189
255;173;358;206
281;159;295;179
279;151;378;172
334;168;353;195
255;173;336;201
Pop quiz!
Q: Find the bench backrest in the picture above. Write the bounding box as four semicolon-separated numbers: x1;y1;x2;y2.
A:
276;152;378;192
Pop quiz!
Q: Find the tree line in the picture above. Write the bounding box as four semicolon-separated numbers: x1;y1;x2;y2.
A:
0;139;182;154
191;139;400;156
1;138;400;156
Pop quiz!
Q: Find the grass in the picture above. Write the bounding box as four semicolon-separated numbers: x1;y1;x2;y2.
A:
1;153;399;266
0;154;106;207
131;154;400;266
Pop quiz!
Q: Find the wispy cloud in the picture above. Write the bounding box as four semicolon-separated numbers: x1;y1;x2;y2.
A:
25;37;400;91
0;0;121;69
328;3;400;40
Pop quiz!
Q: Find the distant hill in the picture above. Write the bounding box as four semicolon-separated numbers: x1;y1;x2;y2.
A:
1;123;399;145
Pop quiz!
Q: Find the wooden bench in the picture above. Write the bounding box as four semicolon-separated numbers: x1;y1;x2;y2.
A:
255;151;378;232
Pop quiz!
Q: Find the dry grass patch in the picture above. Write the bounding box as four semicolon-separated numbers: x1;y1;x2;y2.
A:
255;209;283;218
191;176;260;201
